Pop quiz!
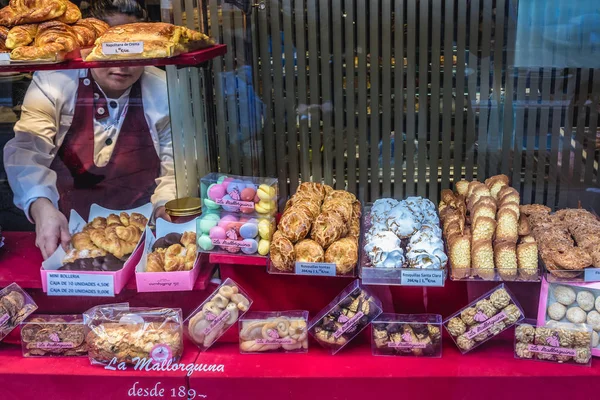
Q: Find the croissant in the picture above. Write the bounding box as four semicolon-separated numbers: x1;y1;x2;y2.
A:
77;17;109;37
119;212;148;231
89;226;137;259
72;20;96;47
84;217;107;232
181;231;196;247
0;27;9;52
184;244;197;270
114;225;141;243
5;24;37;49
55;0;80;24
146;249;165;272
164;244;185;272
107;214;122;226
10;21;78;61
71;231;95;251
0;0;67;26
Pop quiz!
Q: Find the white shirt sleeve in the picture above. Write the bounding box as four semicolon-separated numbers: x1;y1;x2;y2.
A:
3;72;62;220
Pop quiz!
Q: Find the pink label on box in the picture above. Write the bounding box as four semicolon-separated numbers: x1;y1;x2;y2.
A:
202;310;231;335
215;198;255;208
150;344;173;364
387;342;427;349
36;342;75;349
256;338;294;345
527;344;577;357
0;313;9;327
464;312;507;339
211;239;252;248
334;311;364;339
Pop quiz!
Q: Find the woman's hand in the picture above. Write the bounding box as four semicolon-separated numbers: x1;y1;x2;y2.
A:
154;206;171;222
30;198;71;260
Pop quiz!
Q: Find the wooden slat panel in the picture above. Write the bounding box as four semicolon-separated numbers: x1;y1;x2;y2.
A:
572;68;590;203
584;69;600;185
558;69;578;208
405;0;417;196
547;69;564;209
512;68;527;193
307;0;322;183
429;0;441;201
356;0;368;202
464;0;479;181
440;0;453;190
501;0;517;177
381;0;392;198
320;1;333;186
369;0;380;201
478;0;492;180
487;0;505;177
332;0;345;190
417;0;428;197
209;0;228;173
345;0;357;195
453;0;467;182
296;0;310;182
165;66;187;194
222;6;241;174
536;69;553;204
393;0;405;199
282;0;299;192
523;70;539;205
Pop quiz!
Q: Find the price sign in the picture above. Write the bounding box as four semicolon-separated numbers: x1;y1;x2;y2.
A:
400;269;444;286
47;272;115;297
102;42;144;55
584;268;600;282
294;262;337;277
0;52;10;62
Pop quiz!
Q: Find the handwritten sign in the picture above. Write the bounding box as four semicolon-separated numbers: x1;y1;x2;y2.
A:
401;269;444;286
102;42;144;55
584;268;600;282
295;262;337;277
47;272;114;297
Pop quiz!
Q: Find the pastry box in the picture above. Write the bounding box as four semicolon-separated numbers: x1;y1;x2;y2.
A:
359;200;447;286
514;318;592;366
196;210;274;258
308;279;382;355
136;217;201;292
83;305;183;366
239;311;309;354
0;283;38;342
41;203;152;296
537;279;600;357
21;314;87;357
444;283;524;354
185;278;253;351
200;173;278;216
372;314;443;357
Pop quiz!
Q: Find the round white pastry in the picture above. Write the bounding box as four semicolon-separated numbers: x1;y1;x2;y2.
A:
553;285;577;306
595;296;600;313
587;311;600;332
371;198;399;223
364;231;404;268
420;223;443;238
577;291;596;312
593;331;599;348
378;250;406;268
547;303;567;321
365;223;387;243
387;204;421;238
406;250;447;269
566;307;587;324
401;197;425;223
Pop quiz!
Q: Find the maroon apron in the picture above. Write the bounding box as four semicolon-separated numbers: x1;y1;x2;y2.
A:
50;71;161;220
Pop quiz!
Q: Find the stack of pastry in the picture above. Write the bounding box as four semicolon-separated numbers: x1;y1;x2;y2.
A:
523;206;600;278
85;22;214;61
269;182;361;275
146;232;197;272
0;0;110;61
439;175;538;280
61;212;147;269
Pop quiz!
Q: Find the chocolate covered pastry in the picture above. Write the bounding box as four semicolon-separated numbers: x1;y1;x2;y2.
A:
0;283;38;341
372;314;442;357
59;254;123;271
21;315;87;357
309;280;382;354
239;312;308;353
186;278;252;351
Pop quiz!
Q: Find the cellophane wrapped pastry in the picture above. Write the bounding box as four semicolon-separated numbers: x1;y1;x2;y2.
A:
443;283;524;354
372;314;442;357
83;305;183;366
21;314;87;357
185;278;252;351
239;311;309;354
308;280;382;355
0;283;38;342
514;319;592;366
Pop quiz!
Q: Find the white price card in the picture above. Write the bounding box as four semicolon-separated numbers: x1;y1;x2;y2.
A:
47;272;115;297
102;42;144;55
294;262;337;277
584;268;600;283
400;269;444;286
0;52;10;62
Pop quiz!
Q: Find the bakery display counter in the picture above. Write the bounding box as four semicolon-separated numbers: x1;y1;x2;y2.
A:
0;44;227;73
2;338;600;400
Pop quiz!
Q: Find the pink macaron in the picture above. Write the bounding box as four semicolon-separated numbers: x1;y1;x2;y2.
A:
208;183;226;201
241;187;256;202
217;214;238;229
209;226;226;240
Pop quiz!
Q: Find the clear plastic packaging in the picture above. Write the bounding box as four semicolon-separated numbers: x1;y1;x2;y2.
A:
0;282;38;342
537;280;600;357
372;314;443;357
83;305;183;366
308;280;382;355
239;311;309;354
185;278;253;351
359;201;447;286
21;314;87;357
514;319;592;366
200;173;278;216
443;283;524;354
196;210;274;257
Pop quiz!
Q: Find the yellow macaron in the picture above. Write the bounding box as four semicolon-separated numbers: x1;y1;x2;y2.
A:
255;200;276;214
258;239;270;256
258;219;274;240
257;184;276;201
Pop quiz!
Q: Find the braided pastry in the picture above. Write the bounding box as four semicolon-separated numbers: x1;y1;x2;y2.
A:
77;17;109;37
5;24;37;49
11;21;78;61
55;0;80;24
0;0;67;26
164;244;185;272
89;226;138;259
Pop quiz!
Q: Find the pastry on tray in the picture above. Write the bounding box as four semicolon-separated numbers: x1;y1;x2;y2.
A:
85;22;215;61
145;231;197;272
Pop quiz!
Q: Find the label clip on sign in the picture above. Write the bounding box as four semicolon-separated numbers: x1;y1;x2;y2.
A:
584;268;600;282
294;262;337;277
400;269;444;286
102;42;144;55
47;272;115;297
